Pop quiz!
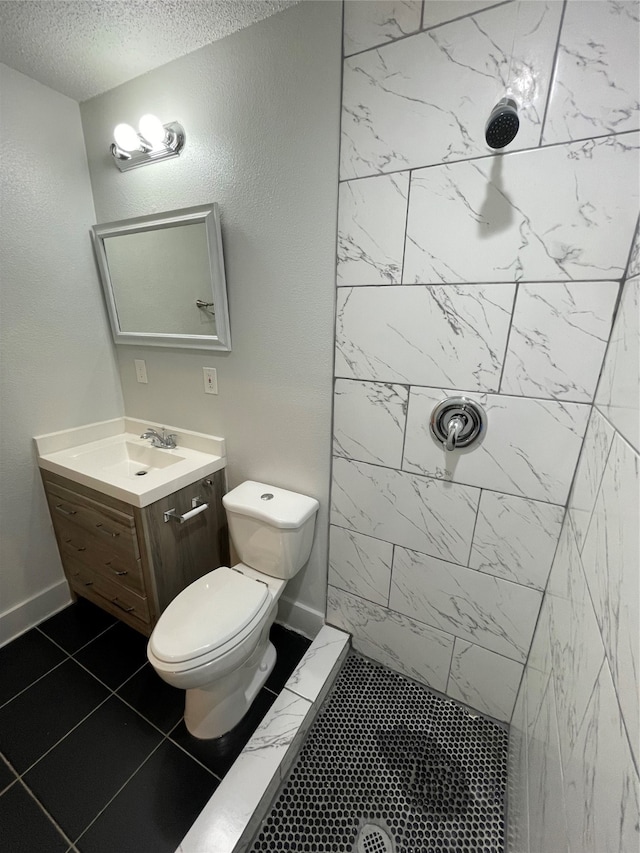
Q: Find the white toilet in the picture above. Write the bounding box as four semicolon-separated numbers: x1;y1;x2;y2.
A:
147;481;319;739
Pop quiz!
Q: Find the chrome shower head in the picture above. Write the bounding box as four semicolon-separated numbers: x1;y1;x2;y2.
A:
485;97;519;150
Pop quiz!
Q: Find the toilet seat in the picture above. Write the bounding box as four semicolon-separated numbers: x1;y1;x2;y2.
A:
149;566;270;668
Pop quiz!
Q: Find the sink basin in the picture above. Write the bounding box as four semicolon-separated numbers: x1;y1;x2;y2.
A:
35;418;225;507
69;440;185;479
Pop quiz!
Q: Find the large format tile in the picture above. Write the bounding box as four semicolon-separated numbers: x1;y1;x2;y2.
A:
38;599;116;654
116;663;184;734
580;433;639;768
403;387;590;504
526;678;570;853
331;456;479;564
340;1;562;178
595;278;639;452
76;740;219;853
447;639;523;722
563;659;640;853
23;696;163;841
543;0;640;143
333;379;408;468
264;624;312;695
328;524;393;606
403;134;640;283
335;284;515;391
337;173;409;285
469;490;564;589
326;586;454;692
501;281;619;402
568;407;615;553
547;521;606;765
0;781;69;853
0;659;108;773
524;594;552;736
343;0;422;57
390;546;542;661
422;1;506;30
74;621;148;690
506;672;529;853
0;629;66;707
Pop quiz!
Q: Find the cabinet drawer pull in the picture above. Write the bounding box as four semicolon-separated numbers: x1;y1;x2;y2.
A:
55;503;77;516
95;523;120;538
110;568;128;576
84;581;94;586
64;538;87;552
112;598;134;613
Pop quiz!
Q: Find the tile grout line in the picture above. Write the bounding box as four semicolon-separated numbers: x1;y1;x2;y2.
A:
344;0;513;61
328;583;528;669
339;128;639;184
538;0;568;146
0;657;69;712
15;774;77;850
497;281;519;394
71;739;167;847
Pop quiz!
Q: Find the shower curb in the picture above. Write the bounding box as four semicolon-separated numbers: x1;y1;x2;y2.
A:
177;624;351;853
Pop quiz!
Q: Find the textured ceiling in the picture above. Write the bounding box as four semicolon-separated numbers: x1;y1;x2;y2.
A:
0;0;300;102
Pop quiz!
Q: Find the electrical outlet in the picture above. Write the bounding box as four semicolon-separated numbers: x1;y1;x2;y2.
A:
134;359;148;384
203;367;218;395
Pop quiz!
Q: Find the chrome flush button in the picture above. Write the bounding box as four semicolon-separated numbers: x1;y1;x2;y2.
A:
261;493;274;501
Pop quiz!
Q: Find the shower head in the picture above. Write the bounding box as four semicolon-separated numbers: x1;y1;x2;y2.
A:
485;97;519;150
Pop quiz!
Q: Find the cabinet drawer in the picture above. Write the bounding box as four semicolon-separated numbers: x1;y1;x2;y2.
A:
65;557;151;633
57;520;145;596
46;483;139;561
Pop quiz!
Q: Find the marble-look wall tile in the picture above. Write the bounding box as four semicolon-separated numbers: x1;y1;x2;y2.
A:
403;134;640;283
506;671;529;853
337;173;409;286
563;659;640;853
390;546;542;661
469;491;564;589
326;586;454;692
580;432;639;768
335;284;515;390
525;594;552;735
343;1;422;57
568;407;615;552
333;379;408;468
546;521;606;764
543;0;640;143
628;221;640;278
501;281;619;402
447;638;523;722
341;1;562;179
526;678;570;853
328;524;393;606
422;2;508;31
331;456;479;564
285;625;350;705
403;386;590;504
595;278;640;452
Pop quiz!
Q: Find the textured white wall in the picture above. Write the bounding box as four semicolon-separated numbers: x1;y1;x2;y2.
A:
80;1;342;626
0;64;124;641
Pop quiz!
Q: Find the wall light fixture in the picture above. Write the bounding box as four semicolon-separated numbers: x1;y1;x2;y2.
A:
110;114;185;171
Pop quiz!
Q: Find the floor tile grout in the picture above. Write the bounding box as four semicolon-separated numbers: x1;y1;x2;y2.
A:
16;775;77;850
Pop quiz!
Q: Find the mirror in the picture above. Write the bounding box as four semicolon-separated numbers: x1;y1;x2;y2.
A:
91;203;231;350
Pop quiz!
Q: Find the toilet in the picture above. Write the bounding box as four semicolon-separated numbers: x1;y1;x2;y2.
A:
147;481;319;739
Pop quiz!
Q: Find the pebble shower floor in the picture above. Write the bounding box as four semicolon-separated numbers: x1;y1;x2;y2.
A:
248;653;508;853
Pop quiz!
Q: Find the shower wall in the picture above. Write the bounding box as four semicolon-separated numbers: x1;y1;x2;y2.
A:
507;241;639;851
326;0;639;722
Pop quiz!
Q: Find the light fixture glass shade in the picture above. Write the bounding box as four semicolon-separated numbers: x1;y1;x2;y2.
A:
139;113;166;147
113;123;141;152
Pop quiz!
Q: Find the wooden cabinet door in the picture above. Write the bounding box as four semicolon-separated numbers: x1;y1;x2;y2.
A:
141;468;229;613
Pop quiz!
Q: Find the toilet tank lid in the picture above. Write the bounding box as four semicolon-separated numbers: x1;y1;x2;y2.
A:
222;481;319;529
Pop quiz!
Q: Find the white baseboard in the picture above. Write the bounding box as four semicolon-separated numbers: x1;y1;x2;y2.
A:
276;595;325;640
0;580;72;648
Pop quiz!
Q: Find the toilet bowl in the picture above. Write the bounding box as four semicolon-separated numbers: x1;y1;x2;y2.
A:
147;481;319;739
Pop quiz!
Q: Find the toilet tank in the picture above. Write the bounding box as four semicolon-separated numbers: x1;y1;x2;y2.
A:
222;481;319;579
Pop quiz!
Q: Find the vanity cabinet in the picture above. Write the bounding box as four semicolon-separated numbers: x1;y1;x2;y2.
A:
41;468;229;636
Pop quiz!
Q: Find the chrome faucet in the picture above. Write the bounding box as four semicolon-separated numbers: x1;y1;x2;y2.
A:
140;427;177;449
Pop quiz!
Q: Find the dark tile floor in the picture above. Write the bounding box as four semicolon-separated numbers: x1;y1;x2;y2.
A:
0;598;311;853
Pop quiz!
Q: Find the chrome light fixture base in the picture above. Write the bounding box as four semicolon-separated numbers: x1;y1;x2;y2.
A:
111;121;185;171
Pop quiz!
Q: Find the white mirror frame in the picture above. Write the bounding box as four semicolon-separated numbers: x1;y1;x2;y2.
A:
91;203;231;351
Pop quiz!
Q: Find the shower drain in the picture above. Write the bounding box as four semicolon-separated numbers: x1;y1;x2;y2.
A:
355;822;395;853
